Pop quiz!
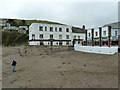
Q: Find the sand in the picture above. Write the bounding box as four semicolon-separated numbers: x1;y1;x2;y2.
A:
2;46;118;88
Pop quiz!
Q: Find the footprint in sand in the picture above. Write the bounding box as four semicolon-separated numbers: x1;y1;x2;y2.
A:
61;74;64;75
60;86;62;88
59;72;64;76
10;79;17;84
62;63;65;64
61;56;64;58
3;72;10;75
18;69;23;72
5;62;11;65
97;65;100;66
57;67;61;68
83;64;86;66
18;68;25;72
28;80;31;82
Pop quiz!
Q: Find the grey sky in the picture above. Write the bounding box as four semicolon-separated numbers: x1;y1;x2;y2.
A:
0;0;118;29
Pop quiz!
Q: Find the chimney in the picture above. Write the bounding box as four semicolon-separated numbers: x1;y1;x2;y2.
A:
82;25;85;30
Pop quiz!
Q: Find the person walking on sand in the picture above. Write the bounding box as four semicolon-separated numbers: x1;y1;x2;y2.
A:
12;60;17;72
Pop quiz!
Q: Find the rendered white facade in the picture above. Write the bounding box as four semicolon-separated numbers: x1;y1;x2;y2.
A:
87;27;118;41
72;33;85;44
29;23;85;46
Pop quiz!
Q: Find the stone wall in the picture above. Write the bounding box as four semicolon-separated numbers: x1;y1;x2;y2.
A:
20;45;73;56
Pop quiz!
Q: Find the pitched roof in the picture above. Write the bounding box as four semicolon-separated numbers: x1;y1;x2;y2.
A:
72;26;86;33
103;22;120;29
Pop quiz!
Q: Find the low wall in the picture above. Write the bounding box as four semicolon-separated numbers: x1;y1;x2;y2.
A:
21;45;73;56
74;44;118;55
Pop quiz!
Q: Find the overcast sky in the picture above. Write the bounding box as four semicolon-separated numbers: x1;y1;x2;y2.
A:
0;0;118;29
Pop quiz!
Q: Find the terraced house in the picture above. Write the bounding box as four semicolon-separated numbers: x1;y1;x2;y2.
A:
29;23;85;46
87;22;119;46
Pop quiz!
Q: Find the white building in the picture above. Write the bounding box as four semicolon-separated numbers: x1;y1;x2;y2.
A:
87;23;119;45
18;26;28;34
0;19;10;28
87;27;118;41
72;32;85;44
3;26;18;31
29;23;85;46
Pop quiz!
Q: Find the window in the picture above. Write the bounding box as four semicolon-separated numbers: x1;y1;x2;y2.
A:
78;36;80;39
89;33;90;37
59;41;62;45
50;35;53;39
56;42;58;45
40;42;44;45
59;35;62;39
66;28;69;32
103;31;106;36
59;28;62;32
55;27;57;31
48;42;50;45
40;34;43;39
115;31;117;36
39;26;43;31
74;36;76;39
32;34;35;40
66;41;69;45
78;41;80;44
45;27;47;31
66;35;69;39
50;27;53;31
95;32;98;36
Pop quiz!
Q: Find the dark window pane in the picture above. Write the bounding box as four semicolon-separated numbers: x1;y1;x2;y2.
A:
55;27;57;31
50;27;53;31
39;26;43;31
50;35;53;39
45;27;47;31
66;28;69;32
59;28;62;32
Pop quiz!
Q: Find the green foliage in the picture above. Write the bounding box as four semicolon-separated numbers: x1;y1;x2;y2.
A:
7;19;18;26
2;31;28;46
25;20;66;26
7;19;66;27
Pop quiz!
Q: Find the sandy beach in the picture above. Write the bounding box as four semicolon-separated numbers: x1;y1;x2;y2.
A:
2;46;118;88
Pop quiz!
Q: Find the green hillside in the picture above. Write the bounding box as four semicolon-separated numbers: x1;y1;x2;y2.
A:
5;18;66;26
2;31;28;46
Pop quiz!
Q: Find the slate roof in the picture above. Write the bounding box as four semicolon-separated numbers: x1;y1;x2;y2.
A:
103;22;120;29
72;26;86;33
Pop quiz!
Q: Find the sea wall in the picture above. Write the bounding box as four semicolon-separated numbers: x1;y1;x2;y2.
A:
20;45;73;56
74;44;118;55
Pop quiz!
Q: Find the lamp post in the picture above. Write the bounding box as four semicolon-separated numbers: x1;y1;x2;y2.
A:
91;28;94;46
99;27;102;47
108;26;111;47
85;29;87;46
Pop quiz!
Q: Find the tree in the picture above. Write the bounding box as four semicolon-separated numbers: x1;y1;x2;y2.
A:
21;20;26;26
7;19;17;26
